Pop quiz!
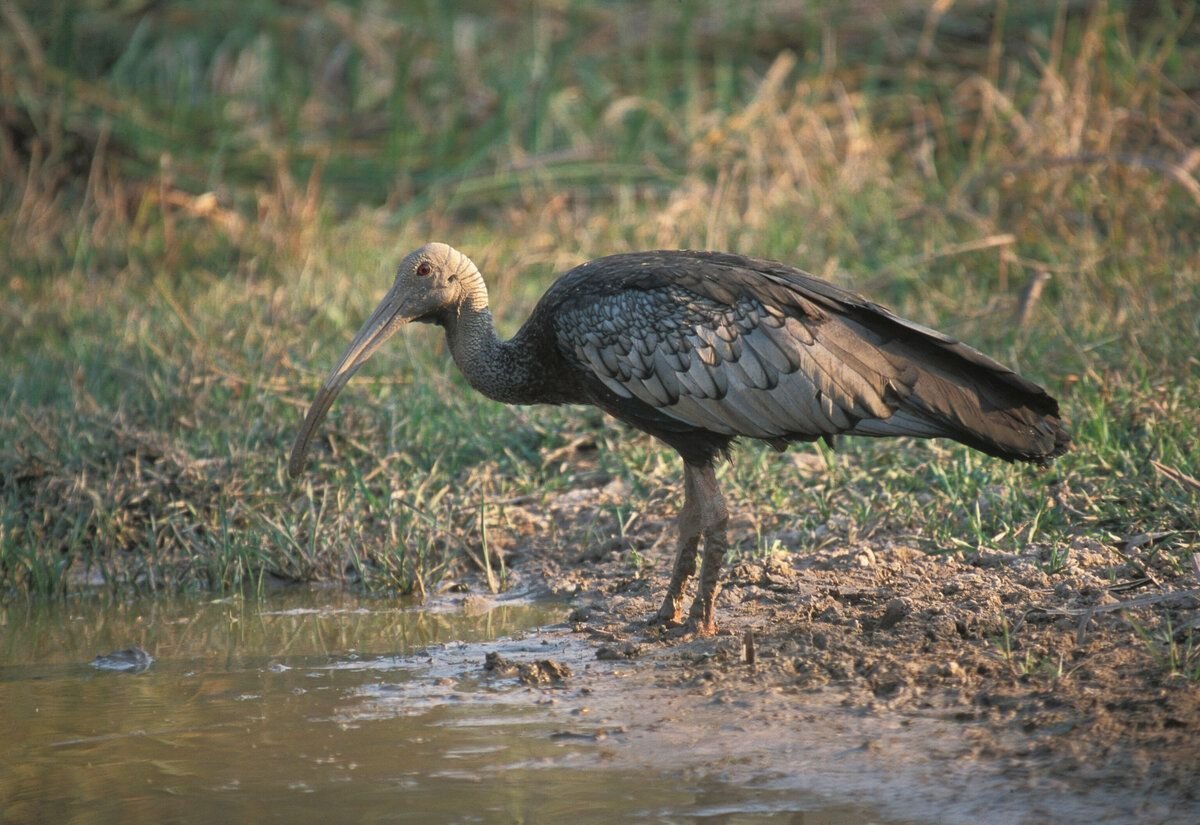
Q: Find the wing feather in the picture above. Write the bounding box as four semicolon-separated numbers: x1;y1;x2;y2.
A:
544;249;1067;463
556;285;899;440
640;370;674;406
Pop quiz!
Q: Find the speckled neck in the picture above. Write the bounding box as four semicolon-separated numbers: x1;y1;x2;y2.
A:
440;281;543;405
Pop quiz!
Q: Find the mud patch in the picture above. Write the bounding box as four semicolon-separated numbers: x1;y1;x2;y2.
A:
483;651;573;685
485;478;1200;822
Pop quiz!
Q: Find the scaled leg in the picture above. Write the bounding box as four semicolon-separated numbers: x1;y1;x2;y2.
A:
655;463;705;625
687;464;729;636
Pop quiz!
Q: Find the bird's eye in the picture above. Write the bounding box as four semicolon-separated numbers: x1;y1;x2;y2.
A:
416;261;433;277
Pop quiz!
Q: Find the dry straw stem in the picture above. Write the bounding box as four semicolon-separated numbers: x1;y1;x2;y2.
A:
1151;460;1200;495
0;1;44;71
981;153;1200;207
1015;270;1050;329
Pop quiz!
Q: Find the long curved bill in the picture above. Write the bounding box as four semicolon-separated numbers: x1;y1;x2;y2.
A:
287;289;411;478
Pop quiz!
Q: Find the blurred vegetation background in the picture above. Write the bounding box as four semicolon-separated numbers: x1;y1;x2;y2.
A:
1;0;1197;597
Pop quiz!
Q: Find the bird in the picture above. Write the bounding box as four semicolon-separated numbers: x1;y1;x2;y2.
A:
288;243;1070;635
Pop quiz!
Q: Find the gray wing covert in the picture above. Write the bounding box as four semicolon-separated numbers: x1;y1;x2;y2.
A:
553;286;909;440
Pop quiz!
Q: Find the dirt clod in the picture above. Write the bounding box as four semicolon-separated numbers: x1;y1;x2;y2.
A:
485;652;573;685
596;643;641;660
878;598;910;630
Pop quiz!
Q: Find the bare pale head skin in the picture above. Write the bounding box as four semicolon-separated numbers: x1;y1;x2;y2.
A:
287;242;482;478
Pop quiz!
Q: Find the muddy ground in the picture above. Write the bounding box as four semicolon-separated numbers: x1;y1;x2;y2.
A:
466;472;1200;822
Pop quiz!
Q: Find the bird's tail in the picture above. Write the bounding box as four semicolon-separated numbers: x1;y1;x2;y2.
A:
847;315;1071;464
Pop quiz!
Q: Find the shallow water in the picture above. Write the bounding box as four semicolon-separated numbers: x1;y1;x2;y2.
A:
0;591;894;824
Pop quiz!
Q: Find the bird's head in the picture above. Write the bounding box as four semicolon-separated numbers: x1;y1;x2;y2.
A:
387;242;484;324
287;242;482;478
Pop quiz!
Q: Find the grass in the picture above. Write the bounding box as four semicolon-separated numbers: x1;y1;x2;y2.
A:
1;0;1197;598
1132;612;1200;682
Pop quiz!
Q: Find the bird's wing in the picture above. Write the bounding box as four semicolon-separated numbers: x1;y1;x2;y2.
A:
547;250;1066;461
552;281;918;441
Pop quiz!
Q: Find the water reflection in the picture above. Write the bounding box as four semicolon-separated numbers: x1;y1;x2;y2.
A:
1;590;556;671
0;592;887;824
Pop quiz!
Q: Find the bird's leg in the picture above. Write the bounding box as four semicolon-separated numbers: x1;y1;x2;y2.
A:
655;463;704;626
687;464;729;637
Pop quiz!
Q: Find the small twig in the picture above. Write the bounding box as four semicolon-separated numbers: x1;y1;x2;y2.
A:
542;435;599;465
411;563;427;602
880;234;1016;279
924;233;1018;262
0;0;45;71
151;277;204;345
916;0;957;61
1150;459;1200;494
1028;589;1200;645
479;495;498;594
973;153;1200;206
1015;270;1050;329
1074;589;1198;615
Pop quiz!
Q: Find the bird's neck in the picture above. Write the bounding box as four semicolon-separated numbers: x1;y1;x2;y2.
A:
441;302;543;404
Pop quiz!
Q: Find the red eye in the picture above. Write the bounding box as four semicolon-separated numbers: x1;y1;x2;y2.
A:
416;261;432;277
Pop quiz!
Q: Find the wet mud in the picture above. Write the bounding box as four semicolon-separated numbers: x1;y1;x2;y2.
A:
462;476;1200;823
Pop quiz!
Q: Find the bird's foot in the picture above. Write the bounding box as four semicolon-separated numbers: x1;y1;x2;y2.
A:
654;594;687;627
648;615;717;640
685;616;719;637
686;584;721;637
652;587;691;623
